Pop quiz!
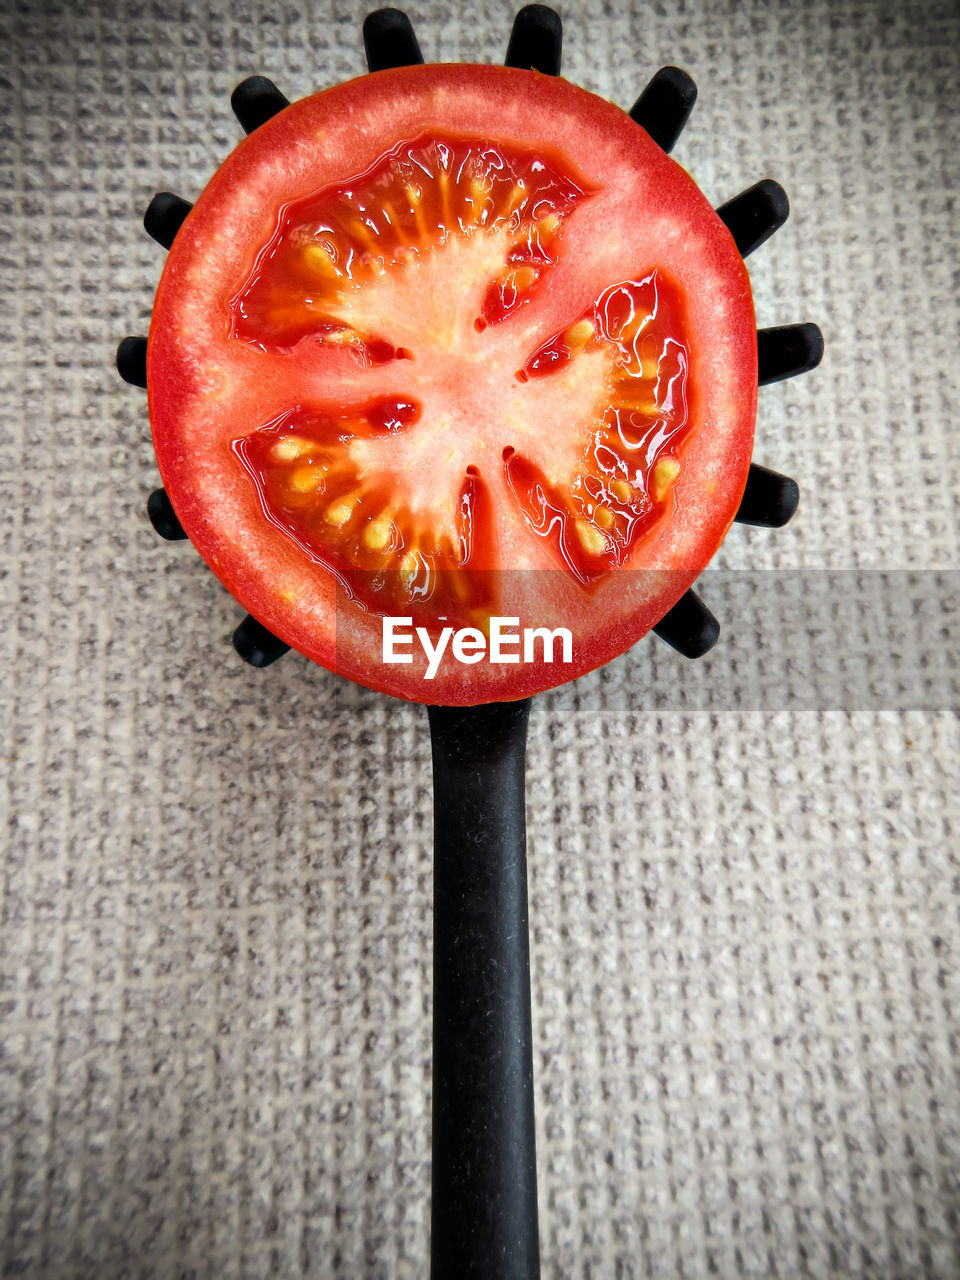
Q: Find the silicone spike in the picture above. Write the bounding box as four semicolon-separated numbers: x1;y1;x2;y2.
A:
628;66;697;153
363;8;424;71
715;180;789;257
734;464;800;527
652;590;720;658
231;76;290;134
505;5;562;75
143;192;192;250
233;615;291;667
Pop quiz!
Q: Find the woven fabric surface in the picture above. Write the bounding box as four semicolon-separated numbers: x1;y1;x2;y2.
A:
2;0;959;1275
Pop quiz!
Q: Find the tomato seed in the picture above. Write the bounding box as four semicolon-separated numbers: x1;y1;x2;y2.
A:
289;464;326;493
652;457;681;502
325;496;357;526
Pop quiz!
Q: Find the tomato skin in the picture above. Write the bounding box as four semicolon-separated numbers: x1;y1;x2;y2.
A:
148;64;756;705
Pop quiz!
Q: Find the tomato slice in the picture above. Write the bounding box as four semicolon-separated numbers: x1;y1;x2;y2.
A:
148;64;756;704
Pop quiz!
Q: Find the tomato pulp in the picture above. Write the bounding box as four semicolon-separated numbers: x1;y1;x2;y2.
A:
148;65;757;703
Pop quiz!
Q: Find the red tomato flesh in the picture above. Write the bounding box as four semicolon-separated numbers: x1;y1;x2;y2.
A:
147;65;757;704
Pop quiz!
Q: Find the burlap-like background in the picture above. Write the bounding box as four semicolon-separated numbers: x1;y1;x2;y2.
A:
2;0;958;1274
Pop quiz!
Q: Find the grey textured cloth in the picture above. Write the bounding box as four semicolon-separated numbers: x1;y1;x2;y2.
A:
2;0;959;1276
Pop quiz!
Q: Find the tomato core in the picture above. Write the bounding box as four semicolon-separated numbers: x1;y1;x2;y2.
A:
223;132;695;622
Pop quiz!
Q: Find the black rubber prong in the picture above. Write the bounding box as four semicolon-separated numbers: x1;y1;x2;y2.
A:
757;323;824;386
362;8;424;72
233;615;291;668
143;192;193;250
117;336;147;388
628;66;698;153
715;180;789;258
147;488;187;542
505;4;562;75
230;75;290;134
734;464;800;528
652;590;720;658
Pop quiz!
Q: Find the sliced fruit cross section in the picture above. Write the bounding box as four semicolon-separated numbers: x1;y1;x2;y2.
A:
148;64;758;702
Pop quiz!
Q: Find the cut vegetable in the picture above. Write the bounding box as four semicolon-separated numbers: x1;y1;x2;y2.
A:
148;64;757;703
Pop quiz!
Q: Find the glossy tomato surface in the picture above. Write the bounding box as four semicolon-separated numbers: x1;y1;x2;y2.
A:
148;64;757;704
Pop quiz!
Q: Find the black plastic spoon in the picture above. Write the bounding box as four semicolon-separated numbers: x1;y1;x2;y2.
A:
118;8;822;1275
